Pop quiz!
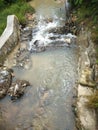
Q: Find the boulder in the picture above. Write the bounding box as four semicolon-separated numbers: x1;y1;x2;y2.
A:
79;67;96;87
8;79;30;100
29;40;46;53
0;67;13;98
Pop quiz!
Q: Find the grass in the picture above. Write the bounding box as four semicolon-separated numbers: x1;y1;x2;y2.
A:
86;90;98;109
0;1;35;36
73;5;98;64
73;5;98;43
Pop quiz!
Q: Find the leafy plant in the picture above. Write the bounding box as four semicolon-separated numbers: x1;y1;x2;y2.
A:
74;0;83;5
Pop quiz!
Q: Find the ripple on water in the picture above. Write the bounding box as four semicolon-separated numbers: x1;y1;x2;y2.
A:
0;46;78;130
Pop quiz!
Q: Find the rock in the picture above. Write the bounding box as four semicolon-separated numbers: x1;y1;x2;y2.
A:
77;31;97;130
77;85;96;130
8;79;30;100
20;27;32;42
0;67;13;98
64;38;71;44
15;50;31;69
29;40;46;53
36;46;46;53
79;67;96;87
48;26;65;34
45;18;53;23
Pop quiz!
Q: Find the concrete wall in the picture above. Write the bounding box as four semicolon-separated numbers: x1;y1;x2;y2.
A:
0;15;20;63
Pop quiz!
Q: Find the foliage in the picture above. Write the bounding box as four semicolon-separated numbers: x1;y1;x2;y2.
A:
0;0;35;35
70;0;98;43
70;0;98;17
86;90;98;109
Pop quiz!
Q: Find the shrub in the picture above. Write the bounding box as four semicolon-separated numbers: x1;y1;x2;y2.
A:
86;90;98;109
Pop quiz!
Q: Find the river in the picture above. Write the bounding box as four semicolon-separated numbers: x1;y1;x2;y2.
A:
0;0;79;130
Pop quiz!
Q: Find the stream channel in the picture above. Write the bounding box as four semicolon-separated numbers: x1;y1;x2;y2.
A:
0;0;79;130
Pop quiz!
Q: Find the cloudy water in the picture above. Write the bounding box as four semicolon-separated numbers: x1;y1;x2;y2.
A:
0;0;79;130
29;0;66;20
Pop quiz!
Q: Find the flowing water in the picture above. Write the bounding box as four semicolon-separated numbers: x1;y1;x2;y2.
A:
0;0;79;130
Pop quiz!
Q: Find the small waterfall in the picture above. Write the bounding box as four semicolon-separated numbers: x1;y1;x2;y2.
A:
28;15;76;52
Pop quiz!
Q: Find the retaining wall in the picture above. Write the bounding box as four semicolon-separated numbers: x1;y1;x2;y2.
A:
76;31;97;130
0;15;20;63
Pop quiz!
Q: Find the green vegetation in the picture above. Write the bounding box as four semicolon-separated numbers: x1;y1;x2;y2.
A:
86;90;98;109
70;0;98;43
0;0;35;35
70;0;98;110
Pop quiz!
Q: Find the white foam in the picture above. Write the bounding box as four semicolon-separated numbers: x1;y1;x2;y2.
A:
28;15;76;50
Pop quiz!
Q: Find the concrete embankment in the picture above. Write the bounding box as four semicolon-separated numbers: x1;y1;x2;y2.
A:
0;15;20;63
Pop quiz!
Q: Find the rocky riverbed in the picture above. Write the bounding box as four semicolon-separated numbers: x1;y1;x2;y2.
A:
0;66;31;100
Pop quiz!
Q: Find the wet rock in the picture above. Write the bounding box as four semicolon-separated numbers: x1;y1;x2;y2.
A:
36;46;46;53
0;67;13;98
30;40;46;53
8;79;30;100
48;26;65;34
44;18;53;23
20;26;32;42
15;49;32;69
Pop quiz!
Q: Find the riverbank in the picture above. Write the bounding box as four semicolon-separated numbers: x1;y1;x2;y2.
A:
76;30;97;130
70;7;98;130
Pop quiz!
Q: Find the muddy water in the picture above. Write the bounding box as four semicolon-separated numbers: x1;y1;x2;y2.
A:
0;0;79;130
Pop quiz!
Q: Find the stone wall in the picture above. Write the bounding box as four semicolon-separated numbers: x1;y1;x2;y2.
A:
0;15;20;63
76;30;97;130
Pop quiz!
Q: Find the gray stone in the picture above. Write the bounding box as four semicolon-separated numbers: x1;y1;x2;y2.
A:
79;67;96;87
0;67;12;98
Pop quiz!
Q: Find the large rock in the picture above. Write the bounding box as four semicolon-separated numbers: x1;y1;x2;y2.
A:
8;79;30;100
0;67;13;98
77;85;96;130
79;67;96;87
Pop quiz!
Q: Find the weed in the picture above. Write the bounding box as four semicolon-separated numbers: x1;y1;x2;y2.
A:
0;1;35;35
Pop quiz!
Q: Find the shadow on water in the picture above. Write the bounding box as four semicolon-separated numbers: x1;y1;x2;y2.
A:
0;0;79;130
